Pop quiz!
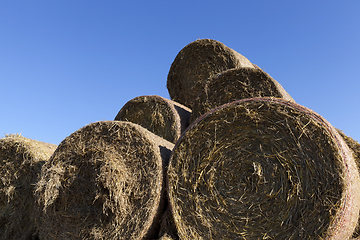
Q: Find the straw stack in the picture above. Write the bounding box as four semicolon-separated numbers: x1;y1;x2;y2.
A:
4;38;360;239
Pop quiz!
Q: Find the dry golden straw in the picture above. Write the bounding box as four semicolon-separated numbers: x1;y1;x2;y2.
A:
167;39;254;109
338;130;360;169
36;121;174;240
167;97;360;240
115;95;191;143
190;67;295;123
0;134;56;240
337;130;360;239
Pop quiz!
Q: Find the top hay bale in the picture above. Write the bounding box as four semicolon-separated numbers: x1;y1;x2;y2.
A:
167;39;254;109
190;67;295;122
115;95;191;143
36;121;174;240
167;97;360;240
0;134;56;240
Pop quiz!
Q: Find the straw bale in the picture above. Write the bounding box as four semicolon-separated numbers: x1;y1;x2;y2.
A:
115;95;191;143
190;67;295;122
338;130;360;168
337;130;360;239
36;121;174;240
0;134;56;240
167;97;360;240
167;39;254;109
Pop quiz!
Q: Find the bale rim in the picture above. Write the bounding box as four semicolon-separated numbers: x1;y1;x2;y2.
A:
115;95;191;143
190;67;295;123
36;121;174;240
167;38;254;109
337;130;360;239
167;97;360;240
0;134;56;240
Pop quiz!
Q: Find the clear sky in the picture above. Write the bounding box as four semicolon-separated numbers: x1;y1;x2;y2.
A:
1;1;359;145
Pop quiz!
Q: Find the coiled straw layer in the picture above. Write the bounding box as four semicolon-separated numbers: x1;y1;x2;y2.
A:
0;134;56;240
167;97;360;240
190;67;295;123
36;121;174;240
167;39;254;109
115;95;191;143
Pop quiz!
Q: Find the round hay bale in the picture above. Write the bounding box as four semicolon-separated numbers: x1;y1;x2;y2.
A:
190;67;295;123
167;39;254;109
0;134;56;240
115;95;191;143
337;130;360;238
35;121;174;240
338;130;360;168
167;97;360;239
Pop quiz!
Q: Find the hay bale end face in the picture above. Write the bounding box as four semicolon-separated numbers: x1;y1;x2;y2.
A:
167;97;360;240
115;95;191;143
0;134;56;240
190;67;295;122
36;121;174;240
167;39;254;109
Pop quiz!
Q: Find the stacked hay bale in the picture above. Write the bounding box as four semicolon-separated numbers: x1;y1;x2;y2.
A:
115;95;191;143
167;98;360;239
0;134;56;240
35;121;174;240
167;39;254;109
190;67;295;123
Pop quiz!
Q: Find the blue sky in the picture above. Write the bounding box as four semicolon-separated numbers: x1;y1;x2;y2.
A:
1;1;359;145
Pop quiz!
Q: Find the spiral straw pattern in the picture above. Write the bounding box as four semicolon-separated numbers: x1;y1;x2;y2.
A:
168;97;360;240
